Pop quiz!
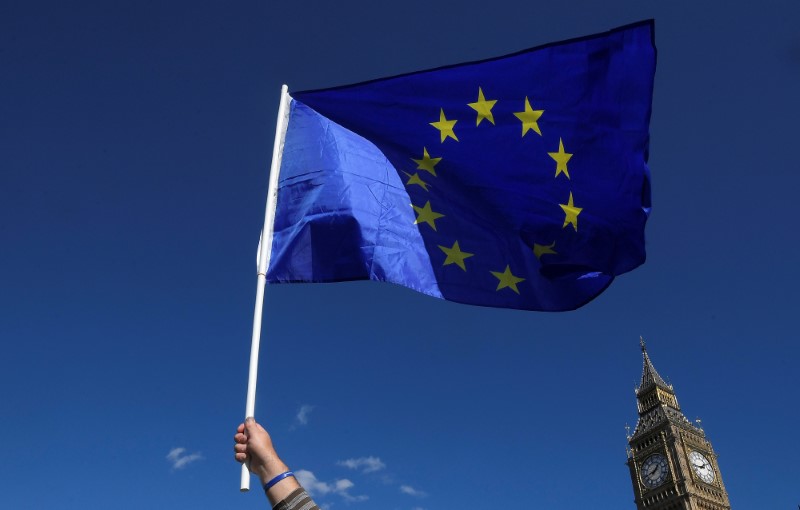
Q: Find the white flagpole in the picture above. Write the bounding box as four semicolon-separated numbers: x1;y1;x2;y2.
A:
241;84;291;492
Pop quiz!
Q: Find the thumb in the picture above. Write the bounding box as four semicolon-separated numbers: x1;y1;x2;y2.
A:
244;417;263;436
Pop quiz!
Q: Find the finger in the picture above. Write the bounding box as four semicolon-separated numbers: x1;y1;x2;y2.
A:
234;443;247;454
237;423;245;434
234;432;247;444
235;452;247;463
244;418;268;437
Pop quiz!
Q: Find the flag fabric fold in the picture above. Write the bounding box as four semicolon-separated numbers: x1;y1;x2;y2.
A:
265;20;656;311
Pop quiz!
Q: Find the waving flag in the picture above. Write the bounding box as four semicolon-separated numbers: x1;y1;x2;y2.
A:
263;20;656;311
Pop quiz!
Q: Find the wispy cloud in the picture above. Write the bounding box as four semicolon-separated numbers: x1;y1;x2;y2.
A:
295;469;368;502
166;447;203;470
337;456;386;473
400;485;428;498
296;404;314;426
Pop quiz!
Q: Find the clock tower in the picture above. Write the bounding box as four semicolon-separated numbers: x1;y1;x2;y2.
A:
626;339;731;509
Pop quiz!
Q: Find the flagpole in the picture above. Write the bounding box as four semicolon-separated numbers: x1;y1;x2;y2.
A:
241;84;291;492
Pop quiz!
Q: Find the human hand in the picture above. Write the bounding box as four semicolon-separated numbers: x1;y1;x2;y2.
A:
234;418;305;505
234;417;289;484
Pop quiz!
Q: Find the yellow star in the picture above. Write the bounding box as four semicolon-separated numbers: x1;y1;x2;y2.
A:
430;109;458;142
412;201;444;230
548;138;573;179
533;241;557;259
513;97;544;137
411;147;442;176
403;172;430;191
467;87;497;126
438;241;474;271
491;265;525;294
559;192;582;231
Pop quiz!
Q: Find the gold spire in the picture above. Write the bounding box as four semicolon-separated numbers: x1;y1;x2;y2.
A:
637;337;670;394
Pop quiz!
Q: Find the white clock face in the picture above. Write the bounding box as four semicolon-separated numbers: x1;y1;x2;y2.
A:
640;453;669;488
688;451;715;483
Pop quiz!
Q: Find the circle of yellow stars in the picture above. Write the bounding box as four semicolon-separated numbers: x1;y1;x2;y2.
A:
407;87;581;296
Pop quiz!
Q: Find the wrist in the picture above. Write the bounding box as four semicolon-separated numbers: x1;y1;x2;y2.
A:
264;471;295;490
256;459;291;485
261;467;302;506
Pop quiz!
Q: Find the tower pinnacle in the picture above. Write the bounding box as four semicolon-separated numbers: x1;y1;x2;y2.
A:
637;338;670;395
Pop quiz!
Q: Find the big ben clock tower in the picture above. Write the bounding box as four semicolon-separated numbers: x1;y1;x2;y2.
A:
626;339;732;509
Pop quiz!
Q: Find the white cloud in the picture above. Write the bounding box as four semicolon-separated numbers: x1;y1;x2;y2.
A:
337;456;386;473
342;493;369;503
295;469;367;503
296;404;314;426
166;447;203;470
295;470;329;495
400;485;428;498
334;479;354;491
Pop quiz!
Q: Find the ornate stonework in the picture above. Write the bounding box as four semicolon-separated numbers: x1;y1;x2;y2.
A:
626;339;731;509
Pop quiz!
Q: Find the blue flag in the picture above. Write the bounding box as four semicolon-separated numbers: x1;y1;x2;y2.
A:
265;21;656;311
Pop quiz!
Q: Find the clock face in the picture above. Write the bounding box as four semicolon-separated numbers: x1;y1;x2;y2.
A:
640;453;669;488
688;451;715;483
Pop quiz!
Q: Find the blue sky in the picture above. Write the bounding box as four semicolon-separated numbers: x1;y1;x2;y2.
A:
1;1;799;509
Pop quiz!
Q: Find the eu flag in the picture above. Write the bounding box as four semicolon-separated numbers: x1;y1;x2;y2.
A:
265;21;656;311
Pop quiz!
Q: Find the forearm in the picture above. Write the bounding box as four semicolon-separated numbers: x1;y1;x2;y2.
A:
253;460;302;506
272;488;320;510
